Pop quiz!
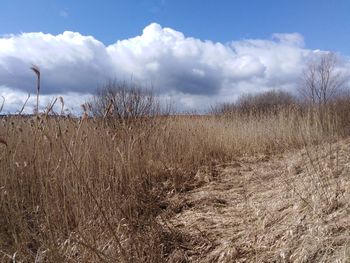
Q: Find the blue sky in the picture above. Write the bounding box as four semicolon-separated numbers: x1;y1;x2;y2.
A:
2;0;350;54
1;0;350;113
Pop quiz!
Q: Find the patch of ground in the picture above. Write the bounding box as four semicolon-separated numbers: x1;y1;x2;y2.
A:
162;141;350;262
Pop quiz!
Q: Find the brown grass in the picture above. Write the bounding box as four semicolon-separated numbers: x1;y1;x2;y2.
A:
0;105;349;262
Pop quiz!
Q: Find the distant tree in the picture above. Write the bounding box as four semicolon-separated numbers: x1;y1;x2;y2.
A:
235;90;296;114
300;52;346;106
211;90;296;116
91;80;160;119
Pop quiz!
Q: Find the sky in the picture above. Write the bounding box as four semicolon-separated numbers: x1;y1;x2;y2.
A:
1;0;350;113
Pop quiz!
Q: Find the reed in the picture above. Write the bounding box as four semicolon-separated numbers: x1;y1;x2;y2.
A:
0;100;349;262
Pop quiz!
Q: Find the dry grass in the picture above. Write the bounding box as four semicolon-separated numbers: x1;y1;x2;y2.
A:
167;138;349;262
0;106;349;262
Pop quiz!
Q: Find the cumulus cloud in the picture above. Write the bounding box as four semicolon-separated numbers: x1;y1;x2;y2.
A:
0;85;90;114
0;23;348;112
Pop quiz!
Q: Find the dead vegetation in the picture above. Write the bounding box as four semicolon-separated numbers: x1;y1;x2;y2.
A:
167;139;350;262
0;83;349;262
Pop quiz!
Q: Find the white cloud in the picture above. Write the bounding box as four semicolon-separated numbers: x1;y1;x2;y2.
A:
0;23;349;112
0;85;90;115
59;10;69;18
272;33;304;47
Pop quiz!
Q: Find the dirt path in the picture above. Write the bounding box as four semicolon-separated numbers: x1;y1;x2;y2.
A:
165;143;350;262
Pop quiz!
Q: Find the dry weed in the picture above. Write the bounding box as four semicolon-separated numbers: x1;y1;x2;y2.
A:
0;105;349;262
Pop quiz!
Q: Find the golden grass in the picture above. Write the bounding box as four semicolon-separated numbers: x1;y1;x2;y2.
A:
0;107;349;262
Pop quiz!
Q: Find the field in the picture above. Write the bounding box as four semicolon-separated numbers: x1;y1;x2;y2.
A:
0;106;349;262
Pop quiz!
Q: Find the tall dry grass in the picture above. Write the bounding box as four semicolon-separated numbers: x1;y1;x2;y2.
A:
0;103;348;262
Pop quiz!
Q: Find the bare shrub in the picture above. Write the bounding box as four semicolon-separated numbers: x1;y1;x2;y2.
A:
91;80;160;120
211;89;296;116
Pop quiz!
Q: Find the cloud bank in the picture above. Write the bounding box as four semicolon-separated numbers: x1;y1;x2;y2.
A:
0;23;348;113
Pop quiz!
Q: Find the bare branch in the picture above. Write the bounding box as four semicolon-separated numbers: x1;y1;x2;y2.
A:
91;80;160;120
300;52;346;105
